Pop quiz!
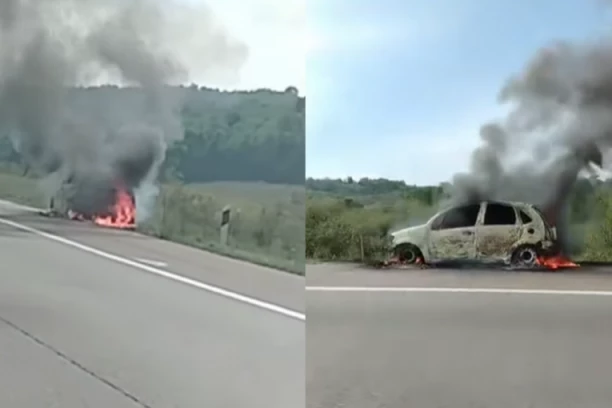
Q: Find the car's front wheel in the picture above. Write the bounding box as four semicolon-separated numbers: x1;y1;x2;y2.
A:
393;243;423;264
511;244;540;267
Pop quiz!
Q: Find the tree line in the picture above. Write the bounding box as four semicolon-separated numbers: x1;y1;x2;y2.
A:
0;85;305;186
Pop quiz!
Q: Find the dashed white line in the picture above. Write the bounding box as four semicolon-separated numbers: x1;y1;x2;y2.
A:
134;258;168;268
306;286;612;296
0;216;305;321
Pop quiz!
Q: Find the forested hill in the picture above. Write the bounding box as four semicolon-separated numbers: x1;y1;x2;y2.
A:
306;177;446;205
0;85;305;185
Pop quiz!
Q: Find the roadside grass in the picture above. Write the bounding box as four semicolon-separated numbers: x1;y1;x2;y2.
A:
0;170;305;275
306;195;437;265
307;190;612;266
579;190;612;263
0;170;46;208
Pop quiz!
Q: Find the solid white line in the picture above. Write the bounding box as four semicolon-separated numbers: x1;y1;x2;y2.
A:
0;198;304;281
0;216;305;321
305;286;612;296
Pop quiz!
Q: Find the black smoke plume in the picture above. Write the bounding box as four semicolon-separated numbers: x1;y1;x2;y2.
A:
449;33;612;252
0;0;247;221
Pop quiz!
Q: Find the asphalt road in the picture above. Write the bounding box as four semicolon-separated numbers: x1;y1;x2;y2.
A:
0;200;304;408
307;263;612;408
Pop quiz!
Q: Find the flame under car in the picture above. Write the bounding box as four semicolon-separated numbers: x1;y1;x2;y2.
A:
91;186;136;229
390;200;576;269
48;181;136;230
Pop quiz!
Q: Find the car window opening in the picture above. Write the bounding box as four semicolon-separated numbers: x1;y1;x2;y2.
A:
483;203;516;225
519;210;533;224
436;204;480;230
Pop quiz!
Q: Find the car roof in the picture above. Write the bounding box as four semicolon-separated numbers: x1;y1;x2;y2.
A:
433;200;533;217
485;200;532;208
449;200;531;208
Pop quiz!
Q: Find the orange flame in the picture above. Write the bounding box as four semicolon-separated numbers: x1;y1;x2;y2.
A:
383;255;424;267
536;254;579;270
93;187;136;229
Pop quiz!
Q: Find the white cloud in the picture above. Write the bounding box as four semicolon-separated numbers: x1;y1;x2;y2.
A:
308;23;401;54
309;16;449;56
308;133;479;185
182;0;306;92
69;0;304;91
308;104;509;185
385;106;510;184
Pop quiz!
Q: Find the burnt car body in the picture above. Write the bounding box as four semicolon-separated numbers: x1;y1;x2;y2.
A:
390;200;558;267
47;176;135;222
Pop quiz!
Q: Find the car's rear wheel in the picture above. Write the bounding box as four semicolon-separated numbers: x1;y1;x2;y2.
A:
393;244;423;264
511;244;540;267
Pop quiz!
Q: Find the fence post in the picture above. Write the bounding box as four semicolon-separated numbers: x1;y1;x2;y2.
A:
220;205;231;246
359;234;365;262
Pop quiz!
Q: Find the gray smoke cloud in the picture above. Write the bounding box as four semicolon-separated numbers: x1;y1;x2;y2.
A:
449;35;612;252
0;0;248;220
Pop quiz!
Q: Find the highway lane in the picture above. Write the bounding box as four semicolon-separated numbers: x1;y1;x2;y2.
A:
306;263;612;408
0;319;141;408
0;199;304;313
0;205;304;408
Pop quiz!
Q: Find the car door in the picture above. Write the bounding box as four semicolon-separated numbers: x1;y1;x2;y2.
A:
428;203;482;262
475;202;521;261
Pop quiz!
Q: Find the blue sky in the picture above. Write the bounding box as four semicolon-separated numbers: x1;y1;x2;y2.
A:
307;0;612;185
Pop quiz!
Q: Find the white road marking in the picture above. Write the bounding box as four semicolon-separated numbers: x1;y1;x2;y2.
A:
0;199;302;280
306;286;612;296
0;199;44;212
134;258;168;268
0;216;305;321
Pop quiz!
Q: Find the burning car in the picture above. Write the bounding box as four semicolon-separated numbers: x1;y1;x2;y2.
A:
37;134;162;231
44;175;136;230
390;200;576;269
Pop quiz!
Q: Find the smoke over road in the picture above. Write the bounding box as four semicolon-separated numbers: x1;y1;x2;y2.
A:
0;0;247;221
449;18;612;252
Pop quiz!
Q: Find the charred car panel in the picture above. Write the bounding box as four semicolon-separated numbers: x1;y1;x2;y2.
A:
429;229;476;261
427;203;480;261
391;200;557;265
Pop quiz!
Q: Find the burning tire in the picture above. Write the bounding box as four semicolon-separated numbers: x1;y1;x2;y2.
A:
511;244;540;267
393;244;423;264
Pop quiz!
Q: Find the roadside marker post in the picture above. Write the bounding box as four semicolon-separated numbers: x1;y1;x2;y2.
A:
220;205;231;246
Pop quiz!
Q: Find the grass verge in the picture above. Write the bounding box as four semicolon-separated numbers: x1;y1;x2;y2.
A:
0;170;304;275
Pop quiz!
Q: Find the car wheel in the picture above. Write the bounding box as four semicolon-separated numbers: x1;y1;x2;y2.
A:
394;244;423;264
511;244;540;267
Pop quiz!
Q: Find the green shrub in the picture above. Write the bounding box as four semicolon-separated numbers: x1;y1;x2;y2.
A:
306;197;395;263
581;191;612;262
139;183;305;274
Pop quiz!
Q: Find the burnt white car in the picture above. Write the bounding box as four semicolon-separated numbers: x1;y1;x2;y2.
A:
390;201;558;267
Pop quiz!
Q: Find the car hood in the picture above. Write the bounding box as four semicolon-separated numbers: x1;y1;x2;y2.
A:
390;224;428;246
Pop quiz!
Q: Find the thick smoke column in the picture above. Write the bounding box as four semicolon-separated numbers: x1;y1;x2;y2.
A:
0;0;247;220
449;34;612;252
